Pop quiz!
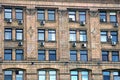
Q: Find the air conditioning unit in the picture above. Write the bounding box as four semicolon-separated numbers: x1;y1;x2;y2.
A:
100;18;106;22
40;42;44;47
81;43;87;48
113;23;119;27
18;41;23;46
108;36;112;41
111;41;117;46
18;20;23;25
40;20;45;25
72;42;76;47
80;21;86;26
5;18;12;23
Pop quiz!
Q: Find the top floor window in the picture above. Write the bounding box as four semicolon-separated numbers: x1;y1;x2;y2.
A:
100;11;107;22
79;11;86;22
69;11;76;22
37;9;45;21
16;9;23;20
48;10;55;21
110;12;117;23
4;8;12;19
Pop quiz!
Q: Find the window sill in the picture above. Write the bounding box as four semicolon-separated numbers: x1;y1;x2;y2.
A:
4;40;24;42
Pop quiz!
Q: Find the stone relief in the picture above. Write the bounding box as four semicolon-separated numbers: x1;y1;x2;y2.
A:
26;8;36;15
89;11;98;17
27;26;34;38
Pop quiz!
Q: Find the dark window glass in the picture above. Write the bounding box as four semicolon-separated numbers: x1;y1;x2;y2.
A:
80;30;87;42
102;51;109;61
70;30;76;41
79;11;86;22
71;71;78;80
5;28;12;40
4;71;12;80
70;50;77;61
48;30;56;41
101;31;108;42
100;11;107;22
103;71;110;80
80;50;88;61
48;10;55;21
15;70;24;80
4;8;12;19
112;51;119;62
38;50;45;61
37;9;45;21
111;31;118;42
16;49;23;60
38;29;45;41
69;11;76;22
16;29;23;40
16;9;23;20
4;49;12;60
49;50;56;61
110;12;117;23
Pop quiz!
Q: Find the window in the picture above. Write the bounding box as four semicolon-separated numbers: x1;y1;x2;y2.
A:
49;50;56;61
80;50;88;61
15;71;24;80
70;30;76;41
79;11;86;22
48;30;56;41
81;71;89;80
110;12;117;23
16;29;23;40
80;30;87;42
48;10;55;21
38;50;45;61
37;9;45;21
38;29;45;41
113;72;120;80
16;49;23;60
4;8;12;19
100;11;107;22
100;31;108;42
16;9;23;20
4;71;12;80
112;51;119;62
4;49;12;60
71;71;78;80
69;11;76;22
102;51;109;61
111;31;118;42
70;50;77;61
38;70;57;80
103;71;110;80
5;28;12;40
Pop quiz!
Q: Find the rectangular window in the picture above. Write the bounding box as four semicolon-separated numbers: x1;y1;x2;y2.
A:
4;71;12;80
4;8;12;19
38;29;45;41
79;11;86;22
4;49;12;60
38;71;46;80
49;71;56;80
80;30;87;42
80;50;88;61
38;50;45;61
102;51;109;61
111;31;118;42
70;30;76;41
16;9;23;20
5;28;12;40
81;71;89;80
113;72;120;80
48;30;56;41
100;31;108;42
70;50;77;61
49;50;56;61
16;49;23;60
110;12;117;23
15;71;23;80
69;11;76;22
48;10;55;21
112;51;119;62
100;11;107;22
71;71;78;80
103;71;110;80
37;9;45;21
16;29;23;40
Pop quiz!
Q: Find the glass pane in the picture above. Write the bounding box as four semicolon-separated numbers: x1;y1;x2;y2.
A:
17;33;22;40
39;71;46;74
49;71;56;74
16;13;22;20
5;75;12;80
4;54;11;60
82;76;88;80
101;36;107;42
48;14;55;21
16;75;23;80
38;14;44;20
4;71;12;75
50;76;56;80
5;13;12;19
39;76;45;80
114;76;120;80
80;15;85;22
71;71;78;75
71;76;78;80
5;32;12;40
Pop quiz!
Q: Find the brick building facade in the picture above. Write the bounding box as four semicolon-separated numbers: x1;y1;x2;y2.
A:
0;0;120;80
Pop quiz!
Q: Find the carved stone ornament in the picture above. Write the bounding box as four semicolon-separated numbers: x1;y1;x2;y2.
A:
58;10;67;17
26;9;36;15
89;11;98;17
27;26;34;38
